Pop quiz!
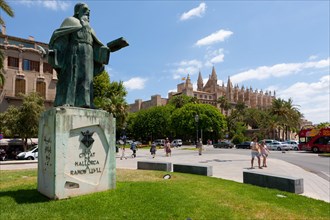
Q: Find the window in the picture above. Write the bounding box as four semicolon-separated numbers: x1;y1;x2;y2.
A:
8;56;19;68
36;81;46;98
15;79;26;96
23;59;40;72
43;62;53;73
23;59;30;70
315;137;330;145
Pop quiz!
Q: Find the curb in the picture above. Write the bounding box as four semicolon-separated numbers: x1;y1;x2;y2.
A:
0;160;38;165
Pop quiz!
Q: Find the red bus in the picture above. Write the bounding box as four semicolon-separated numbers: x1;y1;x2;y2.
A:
298;127;330;153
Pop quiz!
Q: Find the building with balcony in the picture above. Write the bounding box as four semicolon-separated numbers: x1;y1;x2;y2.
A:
0;27;56;112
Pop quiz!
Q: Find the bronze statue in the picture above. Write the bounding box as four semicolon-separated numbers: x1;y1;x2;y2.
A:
48;3;128;108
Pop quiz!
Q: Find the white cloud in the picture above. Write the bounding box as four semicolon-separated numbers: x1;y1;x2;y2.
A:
231;57;330;84
276;75;330;124
171;59;203;79
180;2;207;21
309;55;318;60
123;77;147;90
17;0;70;11
195;29;233;46
168;88;177;93
205;48;225;67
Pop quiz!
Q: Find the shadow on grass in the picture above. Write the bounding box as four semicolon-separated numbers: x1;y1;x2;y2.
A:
0;189;49;204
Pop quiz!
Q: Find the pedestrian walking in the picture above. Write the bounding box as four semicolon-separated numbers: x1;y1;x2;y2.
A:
197;139;203;155
165;138;171;157
260;140;270;167
150;143;157;158
250;137;262;169
130;142;137;158
120;144;127;160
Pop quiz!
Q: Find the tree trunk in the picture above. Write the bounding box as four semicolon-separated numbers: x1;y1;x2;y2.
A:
22;137;28;152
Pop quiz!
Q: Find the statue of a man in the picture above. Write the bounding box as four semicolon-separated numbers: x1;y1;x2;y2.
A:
48;3;111;108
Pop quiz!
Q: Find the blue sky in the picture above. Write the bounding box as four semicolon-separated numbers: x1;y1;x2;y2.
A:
3;1;329;124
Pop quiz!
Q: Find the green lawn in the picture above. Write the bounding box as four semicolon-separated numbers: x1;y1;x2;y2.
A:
0;169;329;220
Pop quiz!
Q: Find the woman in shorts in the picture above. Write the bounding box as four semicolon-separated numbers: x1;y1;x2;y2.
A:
260;141;270;167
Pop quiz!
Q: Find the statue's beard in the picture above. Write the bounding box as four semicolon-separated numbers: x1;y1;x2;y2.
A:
81;15;89;23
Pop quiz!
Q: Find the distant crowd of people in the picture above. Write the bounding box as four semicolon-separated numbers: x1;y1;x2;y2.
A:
117;136;272;170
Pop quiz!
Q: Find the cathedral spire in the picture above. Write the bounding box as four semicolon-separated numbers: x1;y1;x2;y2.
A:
186;74;191;85
197;70;203;91
211;66;217;81
227;76;232;88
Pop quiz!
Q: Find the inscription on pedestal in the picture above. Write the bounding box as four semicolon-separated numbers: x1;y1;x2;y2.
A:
38;107;116;200
70;150;102;175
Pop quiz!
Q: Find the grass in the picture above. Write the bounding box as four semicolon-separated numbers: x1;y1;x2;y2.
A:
0;169;329;220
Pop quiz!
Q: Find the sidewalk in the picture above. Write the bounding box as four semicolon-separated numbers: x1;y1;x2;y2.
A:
1;146;329;203
117;146;330;203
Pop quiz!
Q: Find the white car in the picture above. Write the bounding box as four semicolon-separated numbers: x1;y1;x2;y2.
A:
283;140;299;151
171;139;182;147
17;146;38;160
267;141;292;151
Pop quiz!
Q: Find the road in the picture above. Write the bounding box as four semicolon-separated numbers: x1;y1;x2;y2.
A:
1;146;329;182
204;147;330;181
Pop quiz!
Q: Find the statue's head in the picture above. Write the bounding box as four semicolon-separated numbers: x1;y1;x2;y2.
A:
74;3;90;22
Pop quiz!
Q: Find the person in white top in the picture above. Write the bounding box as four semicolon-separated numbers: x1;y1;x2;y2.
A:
260;140;270;167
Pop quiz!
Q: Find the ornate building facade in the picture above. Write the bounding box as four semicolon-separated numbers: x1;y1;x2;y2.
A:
129;66;275;114
0;28;56;112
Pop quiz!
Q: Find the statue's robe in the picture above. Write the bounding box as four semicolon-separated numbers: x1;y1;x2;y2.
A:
48;16;110;108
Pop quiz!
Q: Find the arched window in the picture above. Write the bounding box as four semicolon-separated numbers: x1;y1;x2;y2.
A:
15;79;26;96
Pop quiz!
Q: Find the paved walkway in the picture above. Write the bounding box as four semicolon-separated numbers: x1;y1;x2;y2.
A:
1;146;329;203
116;146;330;203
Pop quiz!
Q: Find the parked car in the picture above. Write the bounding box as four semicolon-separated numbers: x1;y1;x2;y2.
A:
171;139;182;147
283;140;299;151
266;141;292;151
213;141;234;148
126;140;133;145
133;141;142;146
235;141;252;149
16;146;38;160
153;139;165;146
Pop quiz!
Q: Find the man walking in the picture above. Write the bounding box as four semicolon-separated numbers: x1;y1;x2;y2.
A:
250;137;262;169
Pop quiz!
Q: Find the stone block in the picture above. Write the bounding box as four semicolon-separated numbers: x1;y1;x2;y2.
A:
137;161;171;171
243;171;304;194
173;163;213;176
37;107;116;200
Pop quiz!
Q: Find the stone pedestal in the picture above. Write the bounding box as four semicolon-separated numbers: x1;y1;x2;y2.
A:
37;107;116;200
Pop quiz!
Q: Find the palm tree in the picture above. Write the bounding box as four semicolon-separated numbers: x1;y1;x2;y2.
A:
283;98;302;139
169;94;199;108
0;0;14;26
270;98;302;140
0;0;14;87
217;96;231;116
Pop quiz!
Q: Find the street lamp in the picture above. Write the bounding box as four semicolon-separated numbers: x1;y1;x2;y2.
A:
195;114;199;144
122;122;127;144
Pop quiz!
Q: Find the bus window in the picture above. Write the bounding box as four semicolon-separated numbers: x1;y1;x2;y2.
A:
314;136;330;145
299;137;306;143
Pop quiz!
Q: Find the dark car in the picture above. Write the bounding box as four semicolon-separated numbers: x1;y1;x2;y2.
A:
235;141;252;149
213;141;234;148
